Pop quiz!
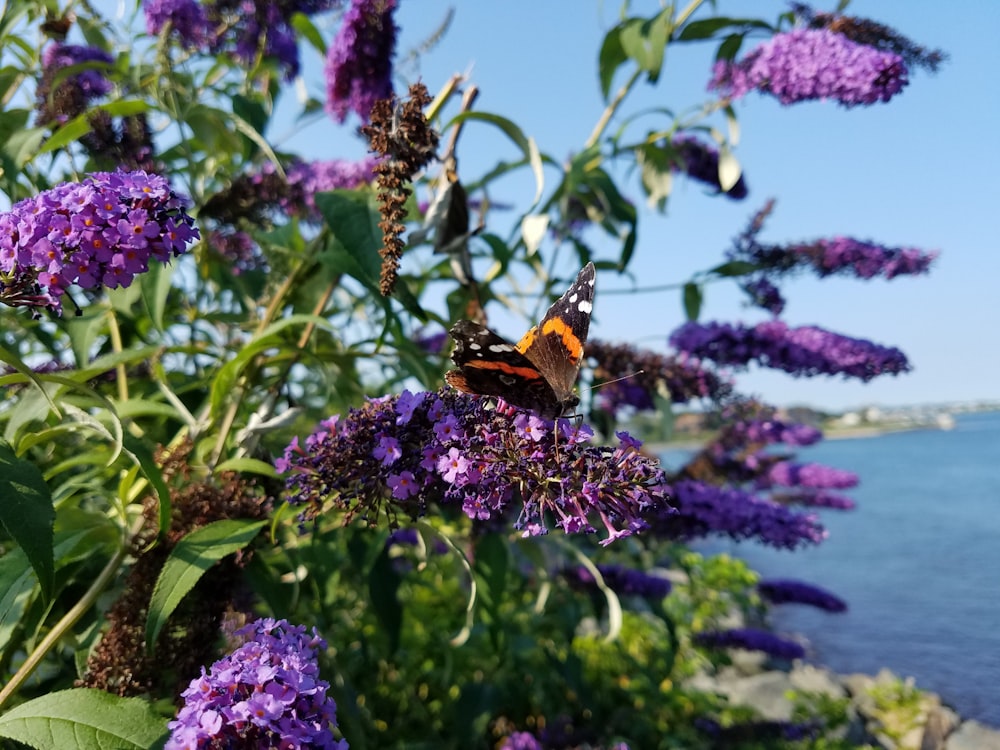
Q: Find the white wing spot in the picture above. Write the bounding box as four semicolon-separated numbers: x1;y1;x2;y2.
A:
577;300;593;314
468;342;481;351
569;292;579;303
489;343;514;353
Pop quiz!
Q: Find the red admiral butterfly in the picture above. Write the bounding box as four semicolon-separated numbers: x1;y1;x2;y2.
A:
445;262;596;419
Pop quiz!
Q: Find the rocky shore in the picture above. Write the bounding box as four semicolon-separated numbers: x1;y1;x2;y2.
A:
688;653;1000;749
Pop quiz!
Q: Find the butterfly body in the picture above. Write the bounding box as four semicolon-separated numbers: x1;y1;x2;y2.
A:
445;262;595;419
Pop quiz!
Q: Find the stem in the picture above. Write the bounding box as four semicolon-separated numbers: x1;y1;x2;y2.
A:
0;542;127;710
106;307;128;404
585;68;641;150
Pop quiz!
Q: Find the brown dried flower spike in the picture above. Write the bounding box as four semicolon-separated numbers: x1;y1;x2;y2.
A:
362;83;439;296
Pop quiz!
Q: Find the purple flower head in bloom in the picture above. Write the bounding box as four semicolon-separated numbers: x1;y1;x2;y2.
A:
165;618;346;750
709;27;909;107
0;170;199;314
758;578;847;612
694;626;806;660
766;461;858;489
324;0;397;122
35;43;114;125
207;229;265;275
776;489;856;510
41;43;114;100
669;320;910;382
733;235;938;281
500;732;544;750
587;340;733;417
713;402;823;450
696;717;820;743
143;0;210;48
278;388;671;545
281;157;378;219
742;277;785;315
564;563;671;599
671;136;748;200
651;479;825;550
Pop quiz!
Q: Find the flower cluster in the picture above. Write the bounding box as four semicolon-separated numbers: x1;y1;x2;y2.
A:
742;277;785;315
694;627;806;660
282;157;379;219
765;461;859;490
325;0;397;122
563;563;672;599
713;400;823;450
671;136;748;199
773;489;856;510
143;0;210;48
0;170;199;313
35;43;114;125
792;3;946;72
669;320;910;381
144;0;340;79
696;717;820;743
650;479;824;550
587;340;733;416
758;579;847;612
709;28;909;107
735;236;937;280
165;618;345;749
278;388;671;544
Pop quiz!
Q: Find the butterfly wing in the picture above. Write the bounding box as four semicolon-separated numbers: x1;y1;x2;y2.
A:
445;319;560;412
514;262;596;405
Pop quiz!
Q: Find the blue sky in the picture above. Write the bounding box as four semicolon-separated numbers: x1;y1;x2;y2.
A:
293;1;999;411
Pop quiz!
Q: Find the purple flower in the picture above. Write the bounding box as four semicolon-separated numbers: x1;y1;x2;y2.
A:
696;717;820;743
742;277;785;315
758;579;847;612
775;489;856;510
0;170;198;314
651;479;825;550
734;236;937;281
165;618;346;750
672;136;748;199
710;28;909;107
143;0;210;48
282;157;379;219
564;563;671;599
500;732;543;750
766;461;858;489
694;627;806;660
35;44;114;125
669;320;910;381
324;0;397;122
278;388;671;544
587;340;733;417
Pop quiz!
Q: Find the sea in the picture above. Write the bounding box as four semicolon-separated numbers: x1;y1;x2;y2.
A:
667;410;1000;727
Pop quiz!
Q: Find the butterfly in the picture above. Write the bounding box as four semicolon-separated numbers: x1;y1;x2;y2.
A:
445;262;596;419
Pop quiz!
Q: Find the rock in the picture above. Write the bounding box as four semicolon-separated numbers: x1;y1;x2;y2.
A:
947;720;1000;750
790;664;846;699
715;671;796;720
921;705;959;750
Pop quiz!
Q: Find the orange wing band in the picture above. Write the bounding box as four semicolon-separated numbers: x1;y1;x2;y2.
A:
462;360;544;380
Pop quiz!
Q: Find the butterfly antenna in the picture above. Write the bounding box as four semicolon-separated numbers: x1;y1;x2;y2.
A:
584;370;645;395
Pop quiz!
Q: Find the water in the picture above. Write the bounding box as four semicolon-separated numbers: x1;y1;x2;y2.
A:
677;411;1000;726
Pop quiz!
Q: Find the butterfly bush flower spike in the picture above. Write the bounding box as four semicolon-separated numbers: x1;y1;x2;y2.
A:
710;27;909;107
165;618;346;749
279;389;671;545
0;170;198;313
325;0;398;122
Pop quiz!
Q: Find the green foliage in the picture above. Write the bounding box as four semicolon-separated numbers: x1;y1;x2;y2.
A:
0;0;942;746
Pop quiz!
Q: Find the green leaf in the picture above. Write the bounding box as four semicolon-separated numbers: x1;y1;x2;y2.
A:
122;434;171;537
0;688;168;750
145;519;267;651
290;12;326;55
710;260;758;277
598;23;628;99
683;282;703;321
0;443;54;601
213;457;278;478
316;190;383;284
618;9;673;83
139;262;175;332
676;16;772;42
446;112;545;207
368;545;403;653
